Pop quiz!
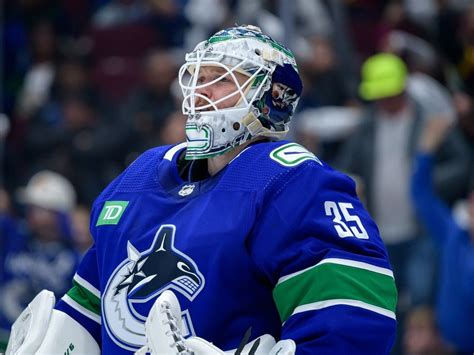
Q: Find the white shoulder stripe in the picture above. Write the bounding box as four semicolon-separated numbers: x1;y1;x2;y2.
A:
277;257;394;285
318;258;394;277
292;299;396;320
74;274;101;298
228;145;253;165
62;294;101;324
164;142;187;161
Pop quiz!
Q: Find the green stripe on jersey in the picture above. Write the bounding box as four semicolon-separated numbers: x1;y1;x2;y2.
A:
273;261;397;322
67;279;101;317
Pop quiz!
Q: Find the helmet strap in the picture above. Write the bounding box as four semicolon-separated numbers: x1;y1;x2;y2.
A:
242;112;264;136
242;112;288;139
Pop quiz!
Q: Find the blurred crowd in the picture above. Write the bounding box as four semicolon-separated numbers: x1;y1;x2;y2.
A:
1;0;474;354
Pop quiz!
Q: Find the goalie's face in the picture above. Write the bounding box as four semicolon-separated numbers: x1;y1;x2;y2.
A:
178;27;301;160
180;63;258;160
194;66;250;110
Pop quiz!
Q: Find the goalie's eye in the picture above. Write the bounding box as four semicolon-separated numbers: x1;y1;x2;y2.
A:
197;73;230;85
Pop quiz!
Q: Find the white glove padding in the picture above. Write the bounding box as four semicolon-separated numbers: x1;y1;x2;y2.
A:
6;289;100;355
269;339;296;355
6;289;55;355
135;290;295;355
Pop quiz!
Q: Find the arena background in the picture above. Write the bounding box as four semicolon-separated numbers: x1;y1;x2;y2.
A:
1;0;473;354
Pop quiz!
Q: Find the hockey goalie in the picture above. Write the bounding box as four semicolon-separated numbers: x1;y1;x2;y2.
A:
6;24;396;354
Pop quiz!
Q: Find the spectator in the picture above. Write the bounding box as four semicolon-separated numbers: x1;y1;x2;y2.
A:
335;54;471;351
0;171;80;341
15;20;59;120
411;117;474;353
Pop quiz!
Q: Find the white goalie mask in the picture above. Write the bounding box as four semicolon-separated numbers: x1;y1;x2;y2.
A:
178;25;303;160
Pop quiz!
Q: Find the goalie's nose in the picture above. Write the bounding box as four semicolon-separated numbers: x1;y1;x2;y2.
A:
195;86;215;109
193;94;217;113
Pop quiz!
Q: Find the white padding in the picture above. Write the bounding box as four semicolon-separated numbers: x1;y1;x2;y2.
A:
269;339;296;355
6;290;55;355
36;310;100;355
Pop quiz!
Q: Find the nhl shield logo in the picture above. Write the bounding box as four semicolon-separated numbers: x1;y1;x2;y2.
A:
178;184;195;197
102;224;205;351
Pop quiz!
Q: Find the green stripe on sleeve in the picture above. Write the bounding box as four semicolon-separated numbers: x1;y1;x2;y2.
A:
66;280;101;317
273;261;397;322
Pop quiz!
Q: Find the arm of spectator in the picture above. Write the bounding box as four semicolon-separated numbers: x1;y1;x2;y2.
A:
418;117;453;153
430;120;471;204
411;118;457;247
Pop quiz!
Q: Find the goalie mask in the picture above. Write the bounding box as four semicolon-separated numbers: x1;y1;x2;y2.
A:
178;25;303;160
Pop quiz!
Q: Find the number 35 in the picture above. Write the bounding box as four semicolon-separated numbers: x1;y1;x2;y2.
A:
324;201;369;239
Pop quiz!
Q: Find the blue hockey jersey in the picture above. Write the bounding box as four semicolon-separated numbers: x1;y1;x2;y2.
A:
56;140;397;354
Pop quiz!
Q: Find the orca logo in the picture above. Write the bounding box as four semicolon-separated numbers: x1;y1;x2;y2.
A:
102;224;205;351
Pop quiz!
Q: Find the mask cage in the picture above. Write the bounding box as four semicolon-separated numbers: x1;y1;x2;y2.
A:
178;48;272;116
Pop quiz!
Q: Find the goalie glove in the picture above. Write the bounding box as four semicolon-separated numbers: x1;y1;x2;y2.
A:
6;289;100;355
134;290;295;355
6;290;56;355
